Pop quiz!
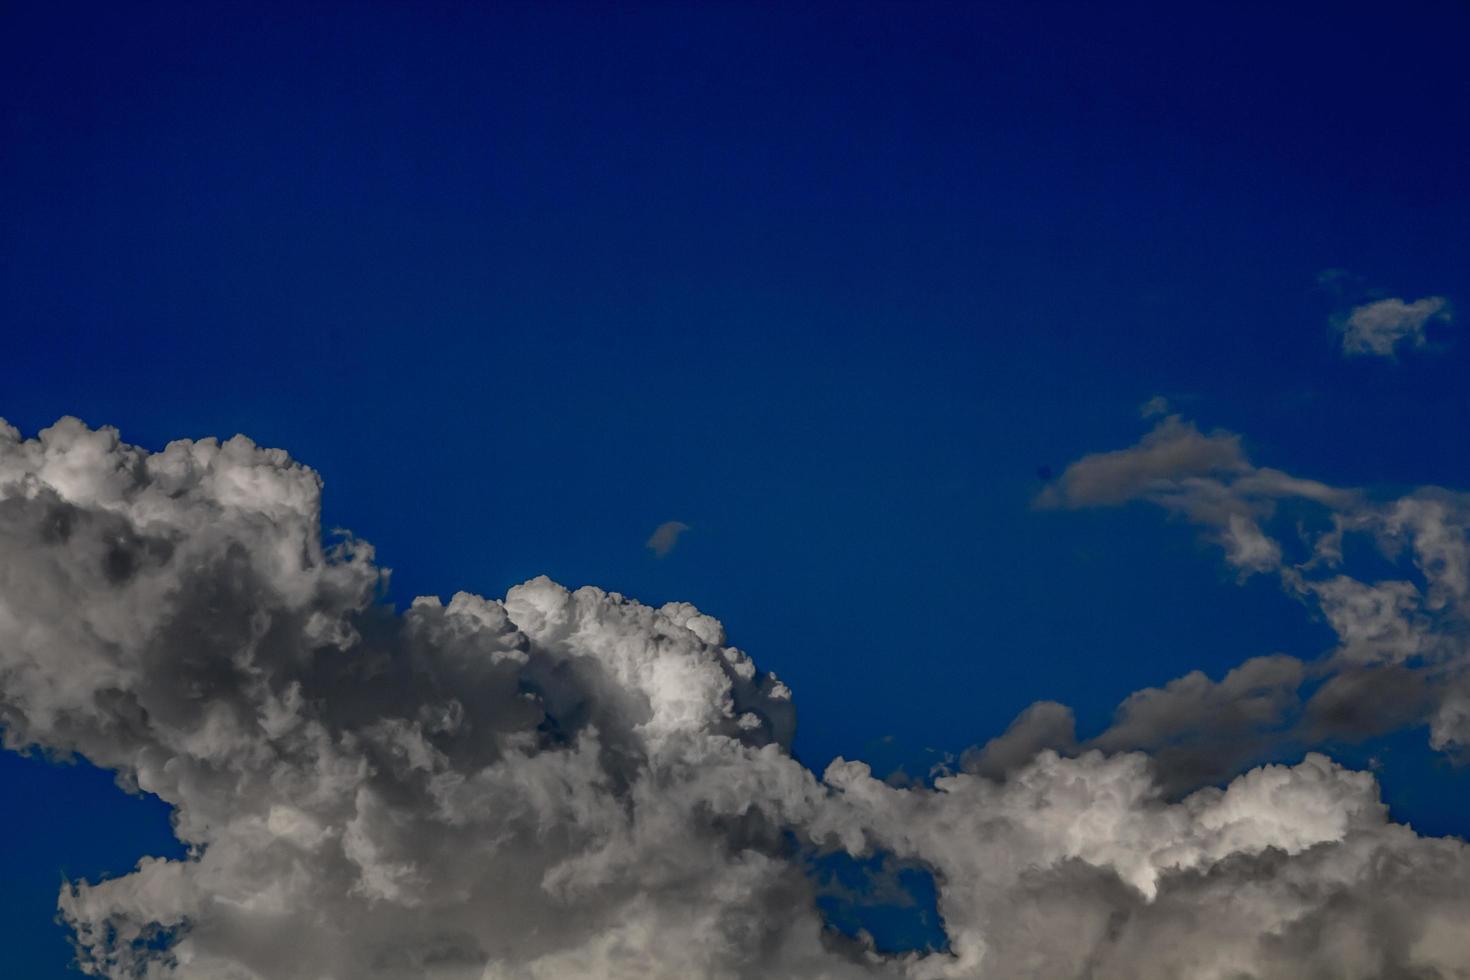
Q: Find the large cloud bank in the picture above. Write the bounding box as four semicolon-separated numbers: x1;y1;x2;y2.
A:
1;417;1468;979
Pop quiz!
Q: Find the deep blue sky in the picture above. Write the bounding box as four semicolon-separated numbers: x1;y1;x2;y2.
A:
3;2;1470;974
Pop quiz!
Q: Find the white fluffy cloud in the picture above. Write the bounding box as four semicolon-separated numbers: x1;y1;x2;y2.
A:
2;417;1469;979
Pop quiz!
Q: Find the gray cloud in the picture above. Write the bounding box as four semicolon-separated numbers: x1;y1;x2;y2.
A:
1002;413;1470;798
818;751;1470;980
966;655;1310;798
1337;295;1451;358
1138;394;1170;419
2;417;1469;978
961;701;1078;781
645;520;690;558
1037;415;1250;511
1039;414;1354;577
1040;414;1354;575
1088;655;1309;794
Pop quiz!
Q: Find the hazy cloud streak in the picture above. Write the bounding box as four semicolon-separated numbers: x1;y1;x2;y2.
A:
1337;295;1451;358
645;520;690;558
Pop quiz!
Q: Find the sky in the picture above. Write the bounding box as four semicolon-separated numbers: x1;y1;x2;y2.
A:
2;3;1469;977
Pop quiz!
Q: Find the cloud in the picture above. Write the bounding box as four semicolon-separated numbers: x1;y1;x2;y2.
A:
1038;414;1351;576
1013;411;1470;794
1138;394;1170;419
1087;655;1308;794
961;701;1078;780
2;417;1469;978
819;750;1470;980
645;520;690;558
965;655;1311;798
1336;295;1451;358
1037;415;1249;510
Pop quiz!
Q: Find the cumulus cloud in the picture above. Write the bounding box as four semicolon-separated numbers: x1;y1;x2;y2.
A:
2;417;1470;979
819;750;1470;980
645;520;690;558
1336;295;1451;358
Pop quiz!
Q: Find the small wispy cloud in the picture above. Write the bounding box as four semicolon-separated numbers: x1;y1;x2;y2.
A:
1336;295;1451;358
645;520;690;557
1139;394;1170;419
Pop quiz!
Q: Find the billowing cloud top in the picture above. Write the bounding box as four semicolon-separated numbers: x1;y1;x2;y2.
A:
1;417;1469;979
